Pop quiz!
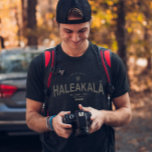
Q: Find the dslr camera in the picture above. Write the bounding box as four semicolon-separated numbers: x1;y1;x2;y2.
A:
63;110;92;136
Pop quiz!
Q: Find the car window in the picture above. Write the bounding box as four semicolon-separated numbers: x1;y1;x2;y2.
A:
0;51;41;73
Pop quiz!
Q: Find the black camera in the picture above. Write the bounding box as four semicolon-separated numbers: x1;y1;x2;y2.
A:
63;110;92;136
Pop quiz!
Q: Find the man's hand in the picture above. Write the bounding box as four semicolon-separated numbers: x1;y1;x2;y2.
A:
78;93;132;131
52;111;72;139
78;104;105;134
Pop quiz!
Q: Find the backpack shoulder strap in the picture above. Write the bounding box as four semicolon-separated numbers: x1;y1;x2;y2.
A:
98;46;111;84
98;46;115;105
42;47;56;116
104;50;111;68
44;48;56;89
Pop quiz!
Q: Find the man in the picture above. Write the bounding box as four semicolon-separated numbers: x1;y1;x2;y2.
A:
26;0;132;152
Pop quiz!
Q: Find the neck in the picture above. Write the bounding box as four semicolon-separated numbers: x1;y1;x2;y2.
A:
61;40;89;57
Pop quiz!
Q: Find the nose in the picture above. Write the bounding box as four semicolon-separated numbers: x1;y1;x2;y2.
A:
71;33;80;42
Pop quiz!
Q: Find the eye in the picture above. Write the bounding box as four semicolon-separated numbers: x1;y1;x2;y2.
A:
79;28;87;33
64;29;73;33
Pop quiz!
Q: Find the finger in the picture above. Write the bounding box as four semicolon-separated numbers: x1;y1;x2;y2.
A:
91;121;98;130
62;129;72;139
89;121;98;133
61;122;72;129
79;104;93;120
90;116;94;121
90;114;96;121
65;128;73;135
78;104;83;110
57;126;72;137
54;125;72;137
59;111;71;117
78;104;91;112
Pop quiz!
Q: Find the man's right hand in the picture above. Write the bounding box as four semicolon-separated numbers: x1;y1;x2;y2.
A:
52;111;72;139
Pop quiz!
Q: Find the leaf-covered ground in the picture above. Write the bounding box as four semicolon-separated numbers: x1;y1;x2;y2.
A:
115;91;152;152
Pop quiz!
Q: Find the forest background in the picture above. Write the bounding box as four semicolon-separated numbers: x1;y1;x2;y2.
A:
0;0;152;151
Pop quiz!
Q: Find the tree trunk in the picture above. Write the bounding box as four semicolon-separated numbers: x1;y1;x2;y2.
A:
144;26;152;72
21;0;38;47
147;57;152;71
115;0;127;68
115;0;131;85
21;0;27;39
0;36;5;48
143;4;152;73
27;0;38;47
14;8;21;47
0;18;5;48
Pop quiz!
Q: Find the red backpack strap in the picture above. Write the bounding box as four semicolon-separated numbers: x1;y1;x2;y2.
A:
99;48;111;84
44;49;55;88
43;48;56;116
45;51;51;68
46;50;55;88
98;46;115;107
104;50;111;68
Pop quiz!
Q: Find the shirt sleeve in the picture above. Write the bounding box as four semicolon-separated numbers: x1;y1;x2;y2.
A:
26;53;45;103
111;52;129;99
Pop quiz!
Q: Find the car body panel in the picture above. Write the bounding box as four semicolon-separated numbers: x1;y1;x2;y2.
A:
0;48;43;132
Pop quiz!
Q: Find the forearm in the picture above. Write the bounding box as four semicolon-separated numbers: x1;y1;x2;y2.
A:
26;111;48;133
26;110;72;138
102;107;132;127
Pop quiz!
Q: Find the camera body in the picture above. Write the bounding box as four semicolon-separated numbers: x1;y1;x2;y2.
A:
63;110;92;136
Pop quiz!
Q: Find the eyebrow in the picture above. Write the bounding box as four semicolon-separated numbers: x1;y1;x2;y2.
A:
64;28;73;32
64;27;88;33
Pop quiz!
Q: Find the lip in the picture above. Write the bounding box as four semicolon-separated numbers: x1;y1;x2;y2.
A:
71;40;82;45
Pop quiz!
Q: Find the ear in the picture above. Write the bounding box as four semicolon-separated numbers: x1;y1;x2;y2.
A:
53;18;59;26
90;17;92;25
54;18;57;24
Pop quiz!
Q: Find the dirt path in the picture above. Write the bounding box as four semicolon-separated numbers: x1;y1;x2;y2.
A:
115;91;152;152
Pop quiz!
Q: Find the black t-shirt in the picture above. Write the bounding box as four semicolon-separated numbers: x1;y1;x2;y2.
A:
26;42;129;152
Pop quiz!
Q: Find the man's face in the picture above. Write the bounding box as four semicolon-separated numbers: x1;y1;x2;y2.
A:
59;17;91;50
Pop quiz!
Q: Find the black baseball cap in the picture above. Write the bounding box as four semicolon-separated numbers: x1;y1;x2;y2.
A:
56;0;91;24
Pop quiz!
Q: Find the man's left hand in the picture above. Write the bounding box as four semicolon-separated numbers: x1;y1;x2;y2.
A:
78;104;105;134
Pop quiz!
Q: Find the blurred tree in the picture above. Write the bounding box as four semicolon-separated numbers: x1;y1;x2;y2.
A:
89;0;128;68
21;0;27;33
0;36;5;49
27;0;38;47
14;7;21;47
115;0;127;67
141;0;152;71
89;0;117;49
36;0;58;46
126;0;152;72
0;18;5;48
21;0;38;47
0;0;22;47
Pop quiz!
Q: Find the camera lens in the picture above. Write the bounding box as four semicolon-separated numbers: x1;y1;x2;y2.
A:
69;114;75;119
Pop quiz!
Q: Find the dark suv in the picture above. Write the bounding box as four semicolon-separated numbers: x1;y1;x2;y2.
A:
0;48;42;134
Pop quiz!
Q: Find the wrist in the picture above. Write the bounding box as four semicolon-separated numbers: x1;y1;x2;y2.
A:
100;110;107;124
46;115;56;131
